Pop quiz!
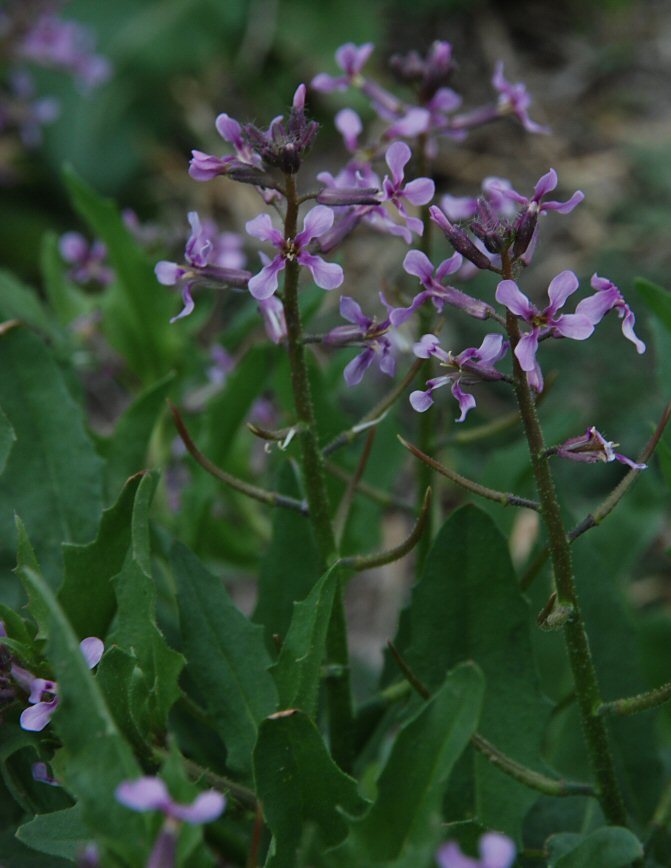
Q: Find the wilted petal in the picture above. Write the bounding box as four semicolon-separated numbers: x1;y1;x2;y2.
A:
116;777;170;812
80;637;104;669
20;698;59;732
542;190;584;214
171;791;226;824
495;280;534;319
546;270;579;311
451;380;476;422
248;257;286;300
170;284;196;323
298;252;343;289
621;309;646;354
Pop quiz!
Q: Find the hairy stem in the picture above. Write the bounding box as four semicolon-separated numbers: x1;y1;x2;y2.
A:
501;254;626;826
281;174;353;770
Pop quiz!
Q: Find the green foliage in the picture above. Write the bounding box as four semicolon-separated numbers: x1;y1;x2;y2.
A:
547;826;644;866
16;804;89;861
253;710;367;867
172;541;278;776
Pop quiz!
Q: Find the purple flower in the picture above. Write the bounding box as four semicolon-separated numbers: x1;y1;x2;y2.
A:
32;762;60;787
410;333;508;421
554;426;646;470
189;111;262;181
382;142;435;235
115;776;225;824
335;108;362;153
245;205;343;300
156;213;252;322
436;832;516;868
19;637;104;732
59;232;114;286
395;249;494;326
575;274;645;354
495;271;594;378
325;295;395;385
311;43;375;92
495;168;584;217
491;62;548;134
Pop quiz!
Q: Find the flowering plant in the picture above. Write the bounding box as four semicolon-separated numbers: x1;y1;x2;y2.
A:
0;24;669;868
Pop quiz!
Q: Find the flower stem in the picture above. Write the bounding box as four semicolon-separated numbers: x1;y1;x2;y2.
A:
281;174;353;770
501;253;627;826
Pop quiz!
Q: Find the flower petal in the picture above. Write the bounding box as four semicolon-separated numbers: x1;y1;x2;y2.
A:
335;108;362;151
20;698;59;732
248;257;286;300
339;296;368;327
116;777;170;813
245;213;283;247
296;205;335;245
409;389;434;413
514;329;540;372
533;168;557;201
171;791;226;824
435;841;479;868
215;113;242;146
80;637;104;669
155;261;184;286
402;177;435;206
552;313;594;340
385;141;411;185
621;309;646;354
546;270;579;312
344;349;375;386
479;832;516;868
297;252;343;290
451;380;476;422
495;280;534;319
476;333;507;365
170;283;196;323
402;249;434;284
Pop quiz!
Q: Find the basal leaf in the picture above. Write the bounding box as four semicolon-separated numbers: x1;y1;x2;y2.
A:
16;804;88;861
340;663;484;867
547;826;644;867
0;328;103;588
253;710;367;868
402;505;552;839
172;541;278;776
58;473;144;640
107;472;184;733
271;565;338;717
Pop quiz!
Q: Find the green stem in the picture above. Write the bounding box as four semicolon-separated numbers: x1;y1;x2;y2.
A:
501;253;627;826
597;682;671;717
281;174;353;770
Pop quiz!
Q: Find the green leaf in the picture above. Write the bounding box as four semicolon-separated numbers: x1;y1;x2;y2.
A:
253;463;322;644
635;276;671;334
19;567;147;862
40;232;93;326
64;167;178;381
0;270;61;342
271;565;338;717
253;710;367;868
0;403;16;475
340;663;484;867
402;505;552;838
107;471;184;733
16;804;88;860
0;328;104;587
547;827;644;867
14;518;49;639
96;645;147;752
101;372;175;501
172;541;278;776
58;473;144;639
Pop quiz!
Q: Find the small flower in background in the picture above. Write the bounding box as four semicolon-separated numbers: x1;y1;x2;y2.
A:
553;426;646;470
32;761;60;787
59;232;115;286
311;42;375;93
19;637;104;732
116;776;226;868
575;274;646;354
325;295;395;385
258;295;287;345
491;62;548;135
156;212;252;322
436;832;516;868
245;205;343;300
189;111;264;182
495;271;594;384
410;332;508;421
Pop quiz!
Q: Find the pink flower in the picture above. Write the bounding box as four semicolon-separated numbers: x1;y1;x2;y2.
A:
382;142;435;236
245;205;344;300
